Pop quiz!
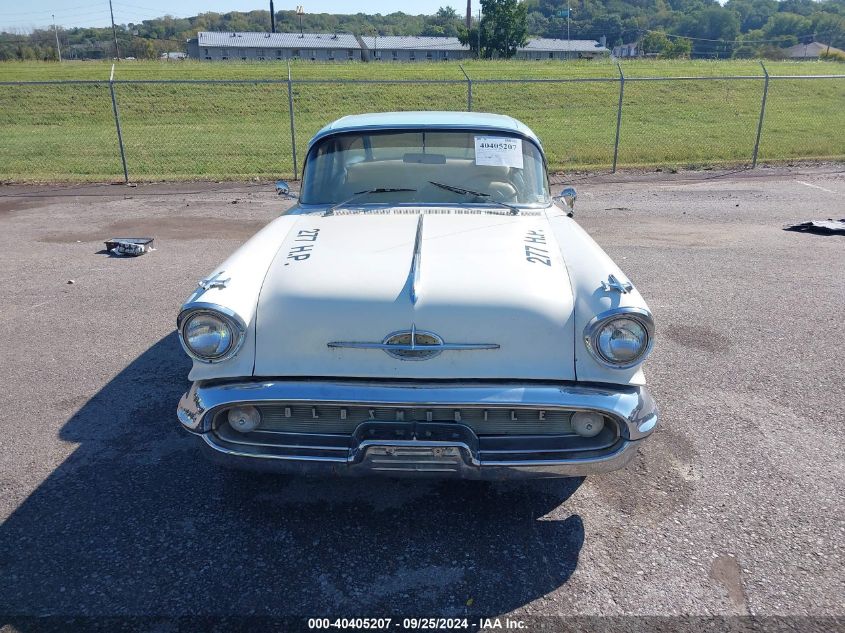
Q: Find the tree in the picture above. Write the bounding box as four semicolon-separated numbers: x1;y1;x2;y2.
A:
819;48;845;62
426;7;462;37
676;6;741;42
457;24;482;56
640;31;692;57
132;37;156;59
725;0;778;31
675;6;741;56
641;30;673;54
667;36;692;57
526;11;550;36
762;12;812;38
778;0;816;17
481;0;528;58
732;29;765;57
589;14;625;46
812;12;845;49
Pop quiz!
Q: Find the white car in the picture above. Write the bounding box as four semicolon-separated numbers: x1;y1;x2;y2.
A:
177;112;657;478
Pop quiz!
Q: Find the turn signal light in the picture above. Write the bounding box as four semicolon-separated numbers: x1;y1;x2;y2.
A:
572;411;604;438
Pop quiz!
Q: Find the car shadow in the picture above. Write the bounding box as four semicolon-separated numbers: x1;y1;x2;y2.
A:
0;333;584;624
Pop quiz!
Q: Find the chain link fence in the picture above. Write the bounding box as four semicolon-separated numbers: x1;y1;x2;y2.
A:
0;63;843;182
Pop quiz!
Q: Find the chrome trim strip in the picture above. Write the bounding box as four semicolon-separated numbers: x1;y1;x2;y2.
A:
217;436;349;452
583;307;655;370
409;214;424;305
202;435;349;464
248;428;349;438
199;432;640;478
327;341;501;352
178;379;658;441
479;444;616;455
328;325;500;358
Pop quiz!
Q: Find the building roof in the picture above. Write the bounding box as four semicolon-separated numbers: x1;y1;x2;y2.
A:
197;31;361;49
518;38;609;53
309;111;541;149
359;36;469;51
784;41;844;58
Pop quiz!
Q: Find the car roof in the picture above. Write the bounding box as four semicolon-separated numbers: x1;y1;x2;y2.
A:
308;111;543;150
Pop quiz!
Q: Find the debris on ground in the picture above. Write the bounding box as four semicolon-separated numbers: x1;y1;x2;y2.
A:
783;219;845;236
104;237;155;257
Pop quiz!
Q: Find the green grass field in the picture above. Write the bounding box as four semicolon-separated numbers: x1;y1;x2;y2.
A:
0;59;842;181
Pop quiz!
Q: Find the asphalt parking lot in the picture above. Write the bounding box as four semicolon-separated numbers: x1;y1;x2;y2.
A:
0;166;843;630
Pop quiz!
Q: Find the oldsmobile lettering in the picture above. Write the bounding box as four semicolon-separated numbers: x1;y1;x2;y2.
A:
176;112;658;479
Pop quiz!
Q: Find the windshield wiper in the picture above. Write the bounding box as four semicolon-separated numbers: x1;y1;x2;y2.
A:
428;180;521;215
324;188;416;216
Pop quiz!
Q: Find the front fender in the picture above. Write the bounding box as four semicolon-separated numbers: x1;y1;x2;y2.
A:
180;214;300;381
545;210;652;386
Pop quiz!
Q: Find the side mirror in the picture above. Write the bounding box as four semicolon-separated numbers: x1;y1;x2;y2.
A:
275;180;296;197
558;186;577;216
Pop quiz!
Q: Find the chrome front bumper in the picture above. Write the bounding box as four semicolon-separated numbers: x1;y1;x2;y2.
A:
177;380;658;479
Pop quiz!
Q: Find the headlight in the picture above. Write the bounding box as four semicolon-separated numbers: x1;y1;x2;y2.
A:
178;306;245;363
585;308;654;369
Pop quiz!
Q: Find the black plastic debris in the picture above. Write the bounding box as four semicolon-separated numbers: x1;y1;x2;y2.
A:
104;237;155;256
783;219;845;236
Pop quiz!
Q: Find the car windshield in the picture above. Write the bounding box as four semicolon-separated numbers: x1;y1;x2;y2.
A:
300;129;550;208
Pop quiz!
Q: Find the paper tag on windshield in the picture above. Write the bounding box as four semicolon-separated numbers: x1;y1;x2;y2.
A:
474;136;523;169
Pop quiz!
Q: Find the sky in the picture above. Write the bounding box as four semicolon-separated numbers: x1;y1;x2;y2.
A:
1;0;463;32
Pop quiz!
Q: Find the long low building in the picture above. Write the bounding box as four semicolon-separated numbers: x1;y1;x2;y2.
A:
188;32;362;61
187;32;611;62
516;38;609;60
359;36;471;61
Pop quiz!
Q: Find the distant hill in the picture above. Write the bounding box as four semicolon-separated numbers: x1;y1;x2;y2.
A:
2;1;843;61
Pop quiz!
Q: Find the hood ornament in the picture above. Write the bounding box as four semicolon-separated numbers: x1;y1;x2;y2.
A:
601;274;633;294
328;324;499;361
198;271;230;291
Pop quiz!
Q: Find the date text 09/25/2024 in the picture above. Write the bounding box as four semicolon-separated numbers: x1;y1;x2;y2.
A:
307;617;527;630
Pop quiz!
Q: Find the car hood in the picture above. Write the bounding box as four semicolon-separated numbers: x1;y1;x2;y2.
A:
254;209;576;380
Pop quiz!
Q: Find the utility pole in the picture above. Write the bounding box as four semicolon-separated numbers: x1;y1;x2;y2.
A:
108;0;120;59
477;8;481;59
296;5;304;38
567;5;571;60
270;0;275;33
558;7;571;60
52;14;62;62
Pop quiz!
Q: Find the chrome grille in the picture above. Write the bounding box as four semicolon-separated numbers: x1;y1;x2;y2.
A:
253;404;574;436
208;403;623;471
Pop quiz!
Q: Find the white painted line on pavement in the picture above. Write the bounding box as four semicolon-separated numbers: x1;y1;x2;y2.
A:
796;180;838;194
